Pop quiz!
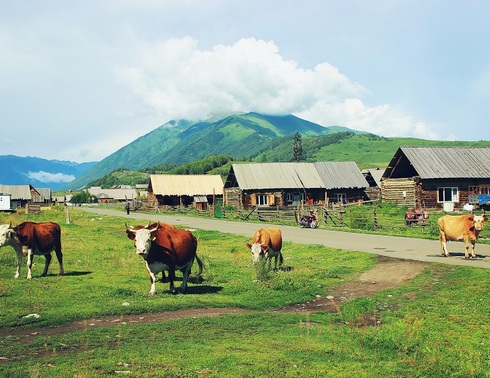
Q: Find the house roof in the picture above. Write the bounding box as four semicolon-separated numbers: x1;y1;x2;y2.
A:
229;163;325;190
87;187;138;200
384;146;490;179
227;162;366;190
0;185;36;200
149;175;224;196
314;162;368;189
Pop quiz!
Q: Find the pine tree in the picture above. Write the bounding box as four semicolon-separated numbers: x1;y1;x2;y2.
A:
293;132;303;162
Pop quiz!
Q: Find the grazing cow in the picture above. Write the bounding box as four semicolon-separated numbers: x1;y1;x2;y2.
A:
126;222;203;294
0;222;64;279
246;228;283;269
438;214;488;259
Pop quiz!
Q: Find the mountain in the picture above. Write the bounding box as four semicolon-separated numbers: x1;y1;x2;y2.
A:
65;112;359;190
0;155;96;190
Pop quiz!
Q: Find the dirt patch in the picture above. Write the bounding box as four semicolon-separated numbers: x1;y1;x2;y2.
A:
0;256;427;345
273;255;428;313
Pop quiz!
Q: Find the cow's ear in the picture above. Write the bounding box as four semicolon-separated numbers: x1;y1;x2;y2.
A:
151;236;157;241
245;242;252;249
262;245;270;252
484;215;489;221
126;231;136;240
468;216;474;222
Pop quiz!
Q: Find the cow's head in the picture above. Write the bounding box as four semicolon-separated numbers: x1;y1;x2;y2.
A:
0;223;15;248
246;242;269;265
473;215;488;231
126;222;159;257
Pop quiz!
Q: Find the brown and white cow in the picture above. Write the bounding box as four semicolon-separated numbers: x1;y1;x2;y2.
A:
0;222;64;279
126;222;203;294
438;214;488;259
246;227;283;269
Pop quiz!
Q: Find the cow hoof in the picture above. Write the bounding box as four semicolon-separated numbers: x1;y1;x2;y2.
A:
149;291;156;296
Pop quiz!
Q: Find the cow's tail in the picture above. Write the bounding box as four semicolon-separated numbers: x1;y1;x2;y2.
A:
194;254;204;276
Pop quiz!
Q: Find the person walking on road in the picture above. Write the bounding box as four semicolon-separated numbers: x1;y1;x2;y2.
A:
125;202;130;215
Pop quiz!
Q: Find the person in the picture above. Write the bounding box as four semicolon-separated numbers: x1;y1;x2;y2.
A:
125;202;130;215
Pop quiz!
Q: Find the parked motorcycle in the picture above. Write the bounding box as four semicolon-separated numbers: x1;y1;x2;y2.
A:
299;211;318;228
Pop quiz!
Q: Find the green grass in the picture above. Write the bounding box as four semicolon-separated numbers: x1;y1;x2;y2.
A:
0;208;489;377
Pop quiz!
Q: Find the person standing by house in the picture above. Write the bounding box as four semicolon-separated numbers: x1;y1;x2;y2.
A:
125;202;130;215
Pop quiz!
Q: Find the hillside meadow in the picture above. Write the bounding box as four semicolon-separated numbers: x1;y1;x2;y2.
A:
0;208;489;377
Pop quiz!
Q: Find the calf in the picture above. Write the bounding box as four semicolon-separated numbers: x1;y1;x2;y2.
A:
246;227;283;269
126;222;203;294
438;214;488;259
0;222;64;279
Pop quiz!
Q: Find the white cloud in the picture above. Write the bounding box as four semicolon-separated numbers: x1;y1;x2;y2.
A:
297;98;441;140
115;37;439;140
27;171;75;183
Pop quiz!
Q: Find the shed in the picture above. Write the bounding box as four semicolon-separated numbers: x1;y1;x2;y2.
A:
0;193;12;211
381;146;490;210
148;175;224;209
224;162;367;209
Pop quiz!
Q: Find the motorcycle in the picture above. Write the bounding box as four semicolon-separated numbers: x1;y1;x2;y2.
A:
299;211;318;228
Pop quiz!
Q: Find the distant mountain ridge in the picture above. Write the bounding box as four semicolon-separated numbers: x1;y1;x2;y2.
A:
0;155;96;190
66;112;359;189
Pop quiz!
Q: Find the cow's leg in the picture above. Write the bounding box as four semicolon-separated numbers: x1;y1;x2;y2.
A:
439;233;450;257
470;241;477;259
14;249;22;279
41;253;52;277
26;249;34;280
464;238;470;259
168;267;177;294
178;261;193;293
145;262;157;295
54;247;64;276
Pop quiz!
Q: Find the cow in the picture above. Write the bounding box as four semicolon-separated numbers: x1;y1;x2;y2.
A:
438;214;488;259
246;227;283;269
0;222;64;279
125;222;203;295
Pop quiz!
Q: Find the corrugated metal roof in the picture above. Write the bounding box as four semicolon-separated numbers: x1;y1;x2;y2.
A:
230;162;366;190
401;146;490;179
231;163;326;190
314;162;368;189
0;185;33;200
150;175;224;196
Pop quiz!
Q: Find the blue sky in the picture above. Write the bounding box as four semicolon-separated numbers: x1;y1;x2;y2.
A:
1;0;489;162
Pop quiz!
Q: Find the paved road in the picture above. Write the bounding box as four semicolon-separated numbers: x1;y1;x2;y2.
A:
79;207;490;269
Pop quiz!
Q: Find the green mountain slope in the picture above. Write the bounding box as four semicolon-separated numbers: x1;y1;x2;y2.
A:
66;112;356;189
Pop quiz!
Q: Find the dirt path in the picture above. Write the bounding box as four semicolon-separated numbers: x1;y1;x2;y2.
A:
0;256;427;346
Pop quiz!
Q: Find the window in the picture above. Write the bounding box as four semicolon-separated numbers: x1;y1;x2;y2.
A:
335;193;347;204
256;194;268;206
438;187;458;202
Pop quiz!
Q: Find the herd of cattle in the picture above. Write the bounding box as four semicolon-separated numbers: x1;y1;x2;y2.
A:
0;213;487;294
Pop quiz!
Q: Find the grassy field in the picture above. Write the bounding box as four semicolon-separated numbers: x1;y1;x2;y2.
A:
0;207;489;377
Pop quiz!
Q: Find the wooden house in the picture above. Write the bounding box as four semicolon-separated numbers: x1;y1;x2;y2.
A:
0;185;42;209
224;162;367;209
381;146;490;211
362;168;384;201
148;175;224;209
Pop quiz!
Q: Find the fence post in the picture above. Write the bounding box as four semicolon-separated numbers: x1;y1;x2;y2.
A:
373;207;378;230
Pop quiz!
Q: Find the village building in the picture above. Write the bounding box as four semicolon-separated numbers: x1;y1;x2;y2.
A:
148;174;224;210
223;162;368;209
381;146;490;211
87;187;138;204
0;184;42;210
362;168;384;201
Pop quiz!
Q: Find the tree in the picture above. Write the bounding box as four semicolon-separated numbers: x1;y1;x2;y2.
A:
293;132;303;162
